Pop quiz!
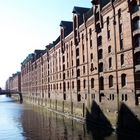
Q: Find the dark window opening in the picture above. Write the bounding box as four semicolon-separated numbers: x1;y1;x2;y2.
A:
121;74;127;87
76;48;79;56
134;34;140;47
77;69;80;77
77;94;81;102
77;80;80;92
108;45;111;53
109;57;112;68
97;36;102;46
83;79;86;89
91;78;94;88
83;66;85;74
109;75;113;88
63;82;66;92
64;93;66;100
121;54;124;66
90;53;93;60
99;77;104;90
76;59;80;66
99;62;103;72
98;49;103;59
135;52;140;65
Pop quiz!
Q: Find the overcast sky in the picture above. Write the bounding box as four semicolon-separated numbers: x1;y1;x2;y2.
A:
0;0;91;88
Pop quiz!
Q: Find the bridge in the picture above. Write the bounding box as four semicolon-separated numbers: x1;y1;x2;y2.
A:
0;90;23;103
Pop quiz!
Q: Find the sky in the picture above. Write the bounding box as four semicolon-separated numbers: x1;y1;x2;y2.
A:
0;0;91;88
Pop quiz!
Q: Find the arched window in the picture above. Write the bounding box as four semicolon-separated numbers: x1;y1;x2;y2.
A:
121;74;127;87
109;57;112;68
91;78;94;88
131;1;139;13
109;75;113;88
133;16;140;30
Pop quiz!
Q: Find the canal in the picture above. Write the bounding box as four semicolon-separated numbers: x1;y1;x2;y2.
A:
0;96;139;140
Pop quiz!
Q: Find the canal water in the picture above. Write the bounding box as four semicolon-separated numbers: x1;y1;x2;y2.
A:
0;95;139;140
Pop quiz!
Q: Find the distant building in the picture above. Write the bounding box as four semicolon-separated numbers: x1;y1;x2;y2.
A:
6;72;21;92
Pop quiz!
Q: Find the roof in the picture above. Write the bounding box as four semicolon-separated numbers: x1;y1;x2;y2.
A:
101;0;111;8
53;36;60;46
72;6;90;15
60;21;73;37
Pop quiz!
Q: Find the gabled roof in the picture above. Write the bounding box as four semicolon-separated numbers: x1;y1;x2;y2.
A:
101;0;111;8
60;21;73;37
72;6;90;15
53;36;60;46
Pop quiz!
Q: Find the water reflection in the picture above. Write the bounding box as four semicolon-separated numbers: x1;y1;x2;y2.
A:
1;96;140;140
0;96;24;140
21;106;92;140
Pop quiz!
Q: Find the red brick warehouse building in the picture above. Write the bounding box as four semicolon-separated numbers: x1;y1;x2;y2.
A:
6;0;140;120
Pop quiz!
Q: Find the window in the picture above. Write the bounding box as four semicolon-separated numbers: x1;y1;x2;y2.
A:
60;83;62;90
91;78;94;88
76;59;80;66
63;82;66;91
83;55;85;62
90;53;93;61
63;64;65;71
118;9;121;18
135;52;140;65
89;28;92;48
96;23;101;33
67;82;69;89
98;49;103;59
83;66;85;74
99;77;104;90
97;36;102;46
134;34;140;47
109;57;112;68
63;55;65;62
133;17;140;31
91;63;94;71
77;69;80;77
76;48;79;56
121;74;127;87
109;75;113;88
131;1;139;13
72;81;74;89
77;94;81;102
120;39;123;50
77;80;80;91
121;54;124;66
72;69;74;76
83;79;86;89
63;73;65;79
108;45;111;53
99;62;103;72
